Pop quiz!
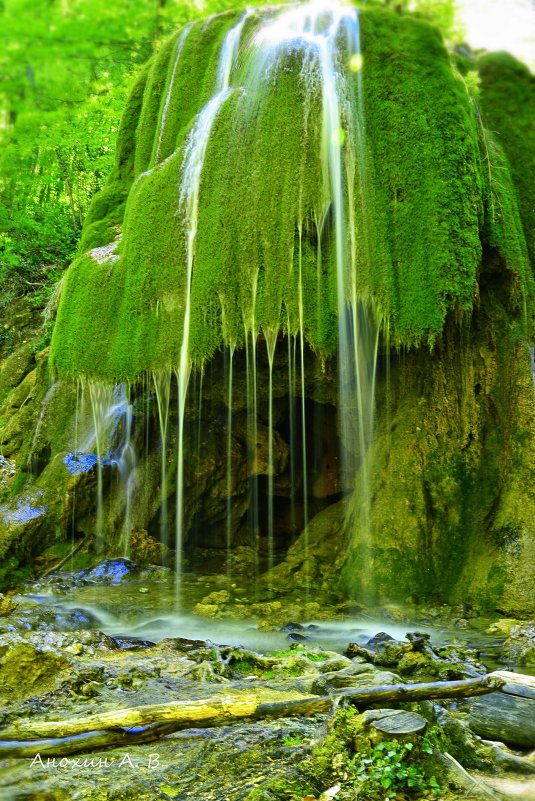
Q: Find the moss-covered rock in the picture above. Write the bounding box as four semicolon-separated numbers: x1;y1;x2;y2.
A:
49;4;531;381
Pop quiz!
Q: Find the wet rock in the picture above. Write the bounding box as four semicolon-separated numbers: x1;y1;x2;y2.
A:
366;631;396;648
380;604;406;622
311;662;378;694
501;622;535;666
287;632;309;643
0;593;16;616
79;557;144;585
193;590;232;619
439;711;492;770
64;642;84;655
468;691;535;750
315;656;354;673
2;602;101;633
155;637;214;660
186;660;228;682
453;618;470;629
346;632;485;680
283;622;304;632
486;618;521;636
0;635;71;700
111;636;156;650
396;651;428;674
129;528;169;566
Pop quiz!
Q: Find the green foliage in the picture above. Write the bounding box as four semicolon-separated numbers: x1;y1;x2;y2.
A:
0;0;285;300
350;739;441;799
272;645;328;661
3;0;532;385
0;555;33;588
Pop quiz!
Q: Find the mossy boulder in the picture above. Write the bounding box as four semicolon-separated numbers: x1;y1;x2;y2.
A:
49;5;531;381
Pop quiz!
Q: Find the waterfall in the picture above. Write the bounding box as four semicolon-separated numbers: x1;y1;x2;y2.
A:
175;11;251;601
245;0;380;586
225;344;235;576
81;383;133;553
59;1;382;594
265;327;278;577
153;370;171;559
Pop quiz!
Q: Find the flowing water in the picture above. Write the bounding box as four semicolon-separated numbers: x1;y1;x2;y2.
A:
265;328;278;578
59;0;384;604
154;24;193;164
225;344;235;576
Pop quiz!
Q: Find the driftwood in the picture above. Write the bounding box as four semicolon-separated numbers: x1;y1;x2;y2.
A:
0;675;503;758
341;675;503;705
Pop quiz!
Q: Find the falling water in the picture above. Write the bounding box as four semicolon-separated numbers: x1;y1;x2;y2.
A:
155;24;193;164
153;370;171;557
287;326;297;535
175;13;250;599
116;390;137;556
62;1;383;595
248;1;381;587
87;383;111;549
264;328;278;575
297;243;310;552
245;321;260;572
225;344;235;576
85;382;131;551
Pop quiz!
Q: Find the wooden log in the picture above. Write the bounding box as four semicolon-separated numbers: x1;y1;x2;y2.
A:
0;692;330;740
489;670;535;700
0;675;503;758
489;670;535;689
341;675;504;706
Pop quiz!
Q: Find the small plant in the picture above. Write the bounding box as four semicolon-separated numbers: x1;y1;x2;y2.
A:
283;734;305;747
350;737;441;799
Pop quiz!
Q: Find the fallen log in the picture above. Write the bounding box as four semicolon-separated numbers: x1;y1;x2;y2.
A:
0;675;503;758
341;675;504;705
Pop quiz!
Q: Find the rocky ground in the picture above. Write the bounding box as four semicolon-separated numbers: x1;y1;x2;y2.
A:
0;560;534;801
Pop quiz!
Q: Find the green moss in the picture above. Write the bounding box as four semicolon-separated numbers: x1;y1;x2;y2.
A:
50;6;532;382
477;53;535;279
358;10;483;342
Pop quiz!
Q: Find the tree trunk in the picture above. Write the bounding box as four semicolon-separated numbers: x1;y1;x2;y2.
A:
0;675;503;758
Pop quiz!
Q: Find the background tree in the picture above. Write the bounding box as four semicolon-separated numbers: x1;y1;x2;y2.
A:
0;0;461;305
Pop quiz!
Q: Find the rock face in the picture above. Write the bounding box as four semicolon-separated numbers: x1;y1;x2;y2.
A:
501;623;535;666
0;3;534;616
